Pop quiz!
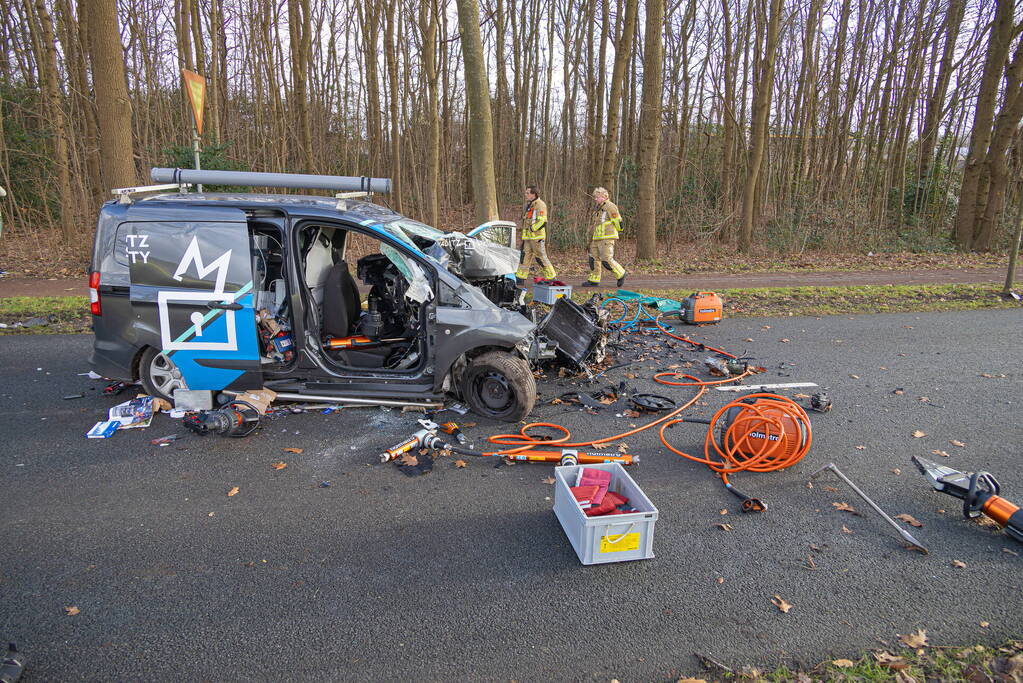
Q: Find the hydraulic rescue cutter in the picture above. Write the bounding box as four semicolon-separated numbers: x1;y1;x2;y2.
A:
912;455;1023;543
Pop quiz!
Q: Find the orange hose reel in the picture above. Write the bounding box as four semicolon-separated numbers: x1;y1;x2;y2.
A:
660;393;812;511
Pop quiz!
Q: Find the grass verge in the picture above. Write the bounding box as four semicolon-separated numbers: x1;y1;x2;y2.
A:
0;284;1018;336
0;296;90;334
574;283;1019;318
711;639;1023;682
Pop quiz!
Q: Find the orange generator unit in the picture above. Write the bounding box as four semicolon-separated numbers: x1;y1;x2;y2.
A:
681;291;723;325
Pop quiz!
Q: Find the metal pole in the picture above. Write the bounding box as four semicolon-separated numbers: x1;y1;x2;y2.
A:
191;126;203;193
810;462;928;552
1002;181;1023;297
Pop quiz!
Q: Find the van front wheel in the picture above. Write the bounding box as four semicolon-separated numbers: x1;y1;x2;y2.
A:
139;347;189;402
460;351;536;422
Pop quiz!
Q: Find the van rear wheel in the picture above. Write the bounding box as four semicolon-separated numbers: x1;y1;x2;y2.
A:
460;351;536;422
139;347;188;402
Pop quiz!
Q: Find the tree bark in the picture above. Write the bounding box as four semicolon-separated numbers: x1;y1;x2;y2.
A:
419;0;440;226
738;0;782;252
600;0;639;188
85;0;136;190
636;0;665;260
954;0;1015;249
455;0;499;223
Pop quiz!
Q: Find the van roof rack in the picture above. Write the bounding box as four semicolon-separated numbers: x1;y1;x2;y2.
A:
112;183;192;204
150;168;392;194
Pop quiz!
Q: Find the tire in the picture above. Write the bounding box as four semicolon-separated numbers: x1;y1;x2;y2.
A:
138;347;189;402
460;350;536;422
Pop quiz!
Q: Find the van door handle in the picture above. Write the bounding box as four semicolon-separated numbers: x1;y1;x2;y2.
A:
207;301;243;311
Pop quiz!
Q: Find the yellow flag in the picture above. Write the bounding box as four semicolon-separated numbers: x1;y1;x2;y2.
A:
181;69;206;135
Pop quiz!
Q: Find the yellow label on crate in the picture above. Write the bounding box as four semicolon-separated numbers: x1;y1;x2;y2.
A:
600;532;641;553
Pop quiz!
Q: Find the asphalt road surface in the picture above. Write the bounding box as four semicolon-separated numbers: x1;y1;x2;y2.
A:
2;309;1021;681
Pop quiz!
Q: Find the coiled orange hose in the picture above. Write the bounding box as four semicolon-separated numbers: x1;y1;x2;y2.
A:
658;393;812;490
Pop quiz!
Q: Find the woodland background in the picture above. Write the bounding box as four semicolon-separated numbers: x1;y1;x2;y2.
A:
1;0;1023;270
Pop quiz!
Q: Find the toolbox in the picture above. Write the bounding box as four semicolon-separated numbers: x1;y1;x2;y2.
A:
533;282;572;305
553;462;658;565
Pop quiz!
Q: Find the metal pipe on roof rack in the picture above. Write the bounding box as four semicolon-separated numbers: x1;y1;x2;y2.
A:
150;168;392;194
221;389;439;408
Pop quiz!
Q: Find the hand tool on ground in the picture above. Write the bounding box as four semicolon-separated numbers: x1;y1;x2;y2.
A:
439;422;468;444
912;455;1022;543
182;400;261;438
811;462;927;551
380;419;440;462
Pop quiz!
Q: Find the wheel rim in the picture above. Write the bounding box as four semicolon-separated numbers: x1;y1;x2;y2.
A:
149;352;188;397
473;371;515;415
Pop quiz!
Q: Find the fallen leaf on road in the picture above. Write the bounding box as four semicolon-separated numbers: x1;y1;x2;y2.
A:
931;450;951;457
950;439;966;447
895;671;918;683
623;409;641;418
895;514;922;527
744;338;754;342
841;525;853;533
874;651;910;670
794;393;810;399
771;595;793;613
762;325;771;329
849;374;860;379
454;459;467;468
832;659;854;668
678;678;709;683
832;502;858;514
892;468;901;475
716;576;725;584
898;629;929;649
951;559;966;569
624;372;637;379
823;485;839;492
617;443;629;453
893;389;905;395
398;453;418;466
542;476;555;484
227;486;239;497
64;606;80;616
716;523;734;531
549;397;563;405
974;516;1000;529
270;461;287;470
912;430;926;438
283;447;303;454
462;422;476;428
980;621;989;628
919;396;930;402
855;445;866;450
1004;547;1020;556
780;338;790;343
719;508;728;515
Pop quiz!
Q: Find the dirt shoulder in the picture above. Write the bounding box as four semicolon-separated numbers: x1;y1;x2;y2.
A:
1;265;1017;299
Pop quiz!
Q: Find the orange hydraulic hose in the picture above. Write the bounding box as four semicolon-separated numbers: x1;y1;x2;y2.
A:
654;369;754;386
484;377;708;455
653;314;737;359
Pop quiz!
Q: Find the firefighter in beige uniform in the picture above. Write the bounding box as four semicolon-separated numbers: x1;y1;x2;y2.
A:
515;185;556;281
582;187;627;287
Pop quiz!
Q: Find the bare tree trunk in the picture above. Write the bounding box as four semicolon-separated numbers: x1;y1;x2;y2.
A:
29;0;74;239
954;0;1015;249
288;0;313;172
739;0;782;252
85;0;136;189
420;0;440;226
384;0;403;212
600;0;638;188
636;0;664;260
456;0;499;222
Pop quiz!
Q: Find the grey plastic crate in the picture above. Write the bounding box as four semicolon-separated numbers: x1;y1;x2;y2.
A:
533;283;573;305
553;462;658;565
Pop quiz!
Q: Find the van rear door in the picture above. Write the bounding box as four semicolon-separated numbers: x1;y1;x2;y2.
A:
124;207;262;391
